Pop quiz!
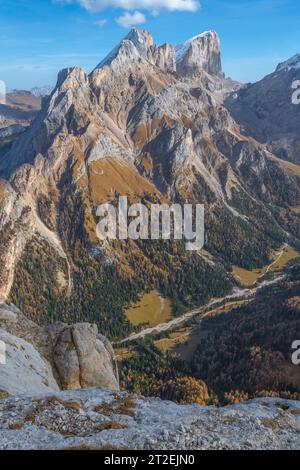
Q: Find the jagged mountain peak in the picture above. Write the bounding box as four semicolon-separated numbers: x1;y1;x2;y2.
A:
94;27;174;73
176;30;219;58
56;67;87;90
176;30;222;77
125;27;154;54
94;28;222;77
95;38;141;70
95;28;154;70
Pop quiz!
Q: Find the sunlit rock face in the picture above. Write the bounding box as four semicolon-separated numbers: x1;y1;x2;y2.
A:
176;31;223;77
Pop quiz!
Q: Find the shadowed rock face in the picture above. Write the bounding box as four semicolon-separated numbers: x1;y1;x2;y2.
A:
0;304;119;395
225;54;300;163
0;389;299;450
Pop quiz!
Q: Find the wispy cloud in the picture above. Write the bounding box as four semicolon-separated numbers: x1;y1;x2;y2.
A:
58;0;200;13
57;0;200;29
116;10;146;28
95;18;108;27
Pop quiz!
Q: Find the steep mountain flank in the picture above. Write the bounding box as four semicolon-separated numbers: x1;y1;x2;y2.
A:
0;28;299;340
191;265;300;402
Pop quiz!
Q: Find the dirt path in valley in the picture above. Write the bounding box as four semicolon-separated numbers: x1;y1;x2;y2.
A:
118;275;285;344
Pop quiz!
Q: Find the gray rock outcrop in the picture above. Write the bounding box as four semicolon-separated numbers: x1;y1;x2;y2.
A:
0;389;299;450
50;323;119;391
0;303;119;395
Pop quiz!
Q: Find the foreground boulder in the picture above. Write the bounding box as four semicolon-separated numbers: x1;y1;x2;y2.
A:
0;303;119;395
0;389;299;450
50;323;119;391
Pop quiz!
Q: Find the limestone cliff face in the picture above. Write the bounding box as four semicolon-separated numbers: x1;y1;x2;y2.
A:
0;303;119;395
149;43;176;73
176;31;222;77
0;329;59;395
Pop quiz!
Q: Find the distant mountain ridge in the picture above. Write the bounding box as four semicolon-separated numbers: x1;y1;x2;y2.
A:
0;91;41;133
30;85;53;97
10;86;53;97
0;90;41;154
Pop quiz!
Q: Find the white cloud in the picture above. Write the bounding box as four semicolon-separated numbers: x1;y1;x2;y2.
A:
60;1;200;13
95;18;108;26
116;10;146;28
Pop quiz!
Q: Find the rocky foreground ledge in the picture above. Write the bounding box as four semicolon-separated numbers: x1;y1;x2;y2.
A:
0;389;299;450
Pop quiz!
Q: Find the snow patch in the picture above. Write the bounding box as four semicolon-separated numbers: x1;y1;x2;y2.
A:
95;28;152;69
96;43;122;69
175;31;215;63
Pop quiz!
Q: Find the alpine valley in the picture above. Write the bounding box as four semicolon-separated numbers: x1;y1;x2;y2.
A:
0;28;300;405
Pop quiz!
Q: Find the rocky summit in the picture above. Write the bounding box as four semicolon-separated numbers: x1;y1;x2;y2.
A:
176;31;222;77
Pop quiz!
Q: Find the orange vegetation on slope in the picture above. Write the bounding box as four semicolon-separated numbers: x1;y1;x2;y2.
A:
88;157;159;205
0;180;9;201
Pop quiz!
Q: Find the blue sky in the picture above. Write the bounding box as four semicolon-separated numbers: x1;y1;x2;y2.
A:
0;0;299;89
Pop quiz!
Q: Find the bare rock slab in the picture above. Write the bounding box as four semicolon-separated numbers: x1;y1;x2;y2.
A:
0;389;299;450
